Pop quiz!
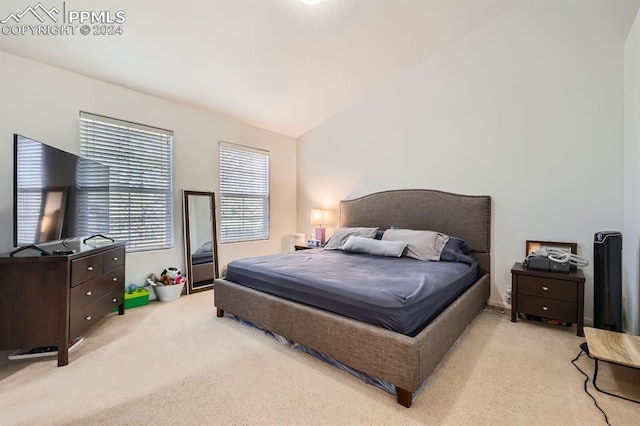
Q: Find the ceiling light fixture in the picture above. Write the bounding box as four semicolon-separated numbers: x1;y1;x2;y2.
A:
301;0;322;5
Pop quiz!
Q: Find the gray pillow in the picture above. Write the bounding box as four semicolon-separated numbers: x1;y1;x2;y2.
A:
324;227;378;250
382;229;450;261
343;236;407;258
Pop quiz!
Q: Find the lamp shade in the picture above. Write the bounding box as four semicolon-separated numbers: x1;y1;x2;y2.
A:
310;209;329;225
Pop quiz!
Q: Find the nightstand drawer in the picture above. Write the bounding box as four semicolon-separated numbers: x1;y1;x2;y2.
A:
517;275;577;302
518;295;577;322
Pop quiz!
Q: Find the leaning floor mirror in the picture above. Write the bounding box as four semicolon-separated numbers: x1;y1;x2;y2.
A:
183;191;219;294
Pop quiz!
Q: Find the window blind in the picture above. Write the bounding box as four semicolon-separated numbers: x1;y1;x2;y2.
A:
219;142;269;243
76;156;110;238
80;112;174;252
15;137;43;245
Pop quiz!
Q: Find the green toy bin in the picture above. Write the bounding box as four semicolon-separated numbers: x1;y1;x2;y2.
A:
112;287;149;312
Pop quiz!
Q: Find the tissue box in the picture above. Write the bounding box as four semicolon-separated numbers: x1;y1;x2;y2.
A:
112;287;149;312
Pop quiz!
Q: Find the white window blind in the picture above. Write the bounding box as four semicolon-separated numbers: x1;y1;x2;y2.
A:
80;112;174;252
76;156;110;238
219;142;269;243
15;137;43;245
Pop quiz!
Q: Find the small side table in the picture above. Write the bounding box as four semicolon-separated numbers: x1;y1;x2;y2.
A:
511;262;585;336
584;326;640;403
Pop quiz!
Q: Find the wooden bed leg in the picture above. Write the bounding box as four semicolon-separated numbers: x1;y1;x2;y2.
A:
396;387;412;408
216;308;224;317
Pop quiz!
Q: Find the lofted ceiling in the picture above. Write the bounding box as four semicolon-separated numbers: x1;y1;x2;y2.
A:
0;0;638;137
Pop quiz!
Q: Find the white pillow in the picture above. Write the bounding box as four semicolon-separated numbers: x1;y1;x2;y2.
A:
342;236;407;257
324;227;378;250
382;229;450;261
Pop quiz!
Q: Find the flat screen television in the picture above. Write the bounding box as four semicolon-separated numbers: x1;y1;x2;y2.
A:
13;134;110;247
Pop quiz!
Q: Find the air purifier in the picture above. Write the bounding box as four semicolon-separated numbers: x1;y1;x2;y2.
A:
593;231;622;331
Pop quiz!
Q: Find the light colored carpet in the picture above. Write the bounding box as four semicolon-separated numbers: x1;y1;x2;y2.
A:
0;292;638;425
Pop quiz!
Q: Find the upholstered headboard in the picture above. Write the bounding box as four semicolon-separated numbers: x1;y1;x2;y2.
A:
340;189;491;276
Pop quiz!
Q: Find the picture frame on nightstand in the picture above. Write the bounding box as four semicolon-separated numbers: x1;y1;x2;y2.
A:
525;240;578;270
525;240;577;256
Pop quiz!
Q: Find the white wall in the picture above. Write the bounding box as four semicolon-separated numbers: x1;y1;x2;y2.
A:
624;8;640;335
0;51;297;285
297;1;629;321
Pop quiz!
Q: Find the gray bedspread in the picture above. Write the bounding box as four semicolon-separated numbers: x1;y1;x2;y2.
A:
225;249;477;336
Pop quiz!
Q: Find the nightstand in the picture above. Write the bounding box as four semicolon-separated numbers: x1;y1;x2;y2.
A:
511;262;585;336
294;245;312;251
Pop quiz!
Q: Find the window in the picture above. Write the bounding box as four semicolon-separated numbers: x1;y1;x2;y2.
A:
219;142;269;243
15;138;43;245
80;112;174;252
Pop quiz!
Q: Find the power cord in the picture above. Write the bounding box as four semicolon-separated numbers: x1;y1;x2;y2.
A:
572;349;611;426
572;343;640;425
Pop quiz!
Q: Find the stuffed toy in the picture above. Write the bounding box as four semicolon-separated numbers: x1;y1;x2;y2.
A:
148;268;186;286
161;274;172;285
146;273;163;286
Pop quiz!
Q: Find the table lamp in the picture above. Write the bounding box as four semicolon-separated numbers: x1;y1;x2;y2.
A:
310;209;329;244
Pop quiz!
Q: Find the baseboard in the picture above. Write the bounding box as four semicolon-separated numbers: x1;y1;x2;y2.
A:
488;299;510;310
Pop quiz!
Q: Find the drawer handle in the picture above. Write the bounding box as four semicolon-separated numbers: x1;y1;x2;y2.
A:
113;257;118;261
112;298;118;303
542;306;548;311
112;277;118;282
85;291;92;296
85;315;92;321
87;266;93;271
542;286;549;291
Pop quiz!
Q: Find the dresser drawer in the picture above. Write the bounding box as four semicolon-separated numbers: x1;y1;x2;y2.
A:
102;265;124;290
70;266;125;313
517;275;577;302
102;247;125;273
518;295;577;322
70;286;124;339
71;254;104;287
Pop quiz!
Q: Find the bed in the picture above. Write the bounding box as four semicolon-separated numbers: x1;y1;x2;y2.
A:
214;189;491;407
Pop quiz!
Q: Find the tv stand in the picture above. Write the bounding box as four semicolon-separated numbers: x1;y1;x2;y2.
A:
9;244;53;257
0;241;126;366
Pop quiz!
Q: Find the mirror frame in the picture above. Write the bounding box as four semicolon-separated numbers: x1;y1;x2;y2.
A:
183;190;219;294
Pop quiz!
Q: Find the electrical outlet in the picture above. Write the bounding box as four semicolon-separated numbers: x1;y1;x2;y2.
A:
506;287;512;305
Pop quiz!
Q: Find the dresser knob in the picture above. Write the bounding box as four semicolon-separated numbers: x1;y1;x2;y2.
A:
85;291;92;296
112;298;118;303
112;277;118;282
542;286;549;291
87;266;93;271
85;315;92;321
542;306;548;311
113;257;118;261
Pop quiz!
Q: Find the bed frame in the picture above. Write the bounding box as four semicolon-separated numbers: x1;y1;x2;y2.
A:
192;261;216;283
214;189;491;407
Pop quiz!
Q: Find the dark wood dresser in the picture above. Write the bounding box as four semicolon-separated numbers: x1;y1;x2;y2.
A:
0;240;126;366
511;262;585;336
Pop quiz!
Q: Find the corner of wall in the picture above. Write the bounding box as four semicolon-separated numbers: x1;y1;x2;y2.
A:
623;6;640;335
